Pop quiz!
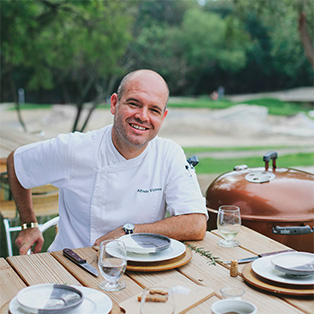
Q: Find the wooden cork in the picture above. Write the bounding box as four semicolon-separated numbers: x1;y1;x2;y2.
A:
137;295;168;302
230;260;238;277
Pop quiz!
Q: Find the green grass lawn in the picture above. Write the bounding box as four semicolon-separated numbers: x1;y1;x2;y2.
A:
188;152;314;174
6;96;313;117
167;97;313;116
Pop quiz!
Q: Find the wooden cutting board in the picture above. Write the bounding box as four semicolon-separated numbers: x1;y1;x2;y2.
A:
126;247;192;272
120;279;214;314
242;263;314;296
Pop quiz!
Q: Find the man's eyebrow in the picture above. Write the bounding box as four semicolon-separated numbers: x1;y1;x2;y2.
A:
125;97;140;103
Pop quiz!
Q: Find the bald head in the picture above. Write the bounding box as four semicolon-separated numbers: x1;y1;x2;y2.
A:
117;70;169;105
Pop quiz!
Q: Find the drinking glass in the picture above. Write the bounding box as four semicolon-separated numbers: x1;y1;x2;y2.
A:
217;205;241;247
220;286;245;300
140;286;175;314
98;239;127;291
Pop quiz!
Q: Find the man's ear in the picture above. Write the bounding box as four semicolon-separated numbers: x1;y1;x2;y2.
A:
162;108;168;121
110;93;118;115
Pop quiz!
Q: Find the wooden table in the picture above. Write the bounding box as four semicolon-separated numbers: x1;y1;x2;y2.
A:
0;226;313;314
0;127;45;163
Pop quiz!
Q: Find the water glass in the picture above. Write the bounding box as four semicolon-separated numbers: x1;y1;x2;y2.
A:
98;239;127;291
217;205;241;247
220;286;245;300
140;286;175;314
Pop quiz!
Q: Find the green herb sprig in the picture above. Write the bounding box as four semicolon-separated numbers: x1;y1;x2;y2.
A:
185;243;220;266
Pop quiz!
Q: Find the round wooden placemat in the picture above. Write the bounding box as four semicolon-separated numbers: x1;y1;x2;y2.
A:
126;246;192;272
0;298;124;314
242;263;314;296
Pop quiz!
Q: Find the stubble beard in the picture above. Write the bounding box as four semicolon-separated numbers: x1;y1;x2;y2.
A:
113;115;153;152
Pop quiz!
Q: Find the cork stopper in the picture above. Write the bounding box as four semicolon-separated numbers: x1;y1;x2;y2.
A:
230;260;238;277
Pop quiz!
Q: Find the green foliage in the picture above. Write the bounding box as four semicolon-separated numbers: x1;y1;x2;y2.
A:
185;243;220;265
231;0;313;89
168;96;312;116
235;98;312;116
168;98;233;109
183;145;299;154
1;0;313;103
1;0;134;130
193;153;314;174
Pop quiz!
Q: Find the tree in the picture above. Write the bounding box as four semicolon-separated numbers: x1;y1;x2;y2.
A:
232;0;314;70
1;0;133;132
129;3;250;95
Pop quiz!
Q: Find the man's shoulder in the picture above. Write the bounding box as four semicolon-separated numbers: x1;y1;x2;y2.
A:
153;136;181;149
66;125;111;142
150;136;184;157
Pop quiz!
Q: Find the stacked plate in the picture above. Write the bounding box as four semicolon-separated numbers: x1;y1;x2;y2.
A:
118;233;187;265
251;251;314;286
9;284;113;314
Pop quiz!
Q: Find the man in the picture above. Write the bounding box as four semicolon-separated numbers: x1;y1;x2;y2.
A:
7;69;208;255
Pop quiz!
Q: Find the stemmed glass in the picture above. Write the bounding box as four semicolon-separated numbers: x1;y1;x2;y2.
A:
98;239;127;291
140;287;175;314
217;205;241;247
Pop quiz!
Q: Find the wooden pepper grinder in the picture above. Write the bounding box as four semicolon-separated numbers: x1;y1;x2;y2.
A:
230;260;238;277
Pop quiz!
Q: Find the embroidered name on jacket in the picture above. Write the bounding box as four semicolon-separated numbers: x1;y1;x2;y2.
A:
137;188;162;193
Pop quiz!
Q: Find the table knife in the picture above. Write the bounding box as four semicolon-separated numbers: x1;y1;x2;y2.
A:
224;249;295;264
63;248;99;277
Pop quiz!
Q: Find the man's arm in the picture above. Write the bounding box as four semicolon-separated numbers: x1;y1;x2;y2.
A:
94;213;207;246
6;151;44;255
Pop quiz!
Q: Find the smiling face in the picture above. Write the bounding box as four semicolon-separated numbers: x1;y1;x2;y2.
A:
110;70;169;159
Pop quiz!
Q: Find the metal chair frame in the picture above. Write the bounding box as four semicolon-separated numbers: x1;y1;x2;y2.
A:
3;216;59;256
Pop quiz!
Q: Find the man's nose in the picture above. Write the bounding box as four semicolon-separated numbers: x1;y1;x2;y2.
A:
135;107;149;122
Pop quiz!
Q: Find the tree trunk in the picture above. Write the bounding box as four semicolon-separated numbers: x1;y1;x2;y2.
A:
298;11;314;69
9;72;27;132
72;102;84;132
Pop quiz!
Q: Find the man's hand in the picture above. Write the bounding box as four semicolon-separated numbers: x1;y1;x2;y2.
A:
94;227;125;247
15;228;44;255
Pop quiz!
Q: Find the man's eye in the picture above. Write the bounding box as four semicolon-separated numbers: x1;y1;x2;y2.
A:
151;108;161;115
129;103;139;107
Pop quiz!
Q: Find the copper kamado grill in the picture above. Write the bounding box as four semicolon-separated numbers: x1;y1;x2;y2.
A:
206;151;314;253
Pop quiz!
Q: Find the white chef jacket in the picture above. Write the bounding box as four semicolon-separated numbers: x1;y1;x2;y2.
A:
14;125;207;251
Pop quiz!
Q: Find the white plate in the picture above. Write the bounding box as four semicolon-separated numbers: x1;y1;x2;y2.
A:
271;252;314;276
10;286;112;314
16;284;83;313
119;233;171;254
252;255;314;285
109;238;186;262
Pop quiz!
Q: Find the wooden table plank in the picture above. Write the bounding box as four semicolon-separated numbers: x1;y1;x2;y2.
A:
186;295;220;314
283;297;314;314
209;229;314;313
2;227;312;314
7;252;81;286
179;236;309;314
0;258;26;309
212;226;290;254
123;269;215;313
51;247;142;304
186;231;257;274
0;127;44;160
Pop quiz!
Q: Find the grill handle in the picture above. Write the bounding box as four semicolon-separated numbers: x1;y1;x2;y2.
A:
272;225;314;235
263;151;278;171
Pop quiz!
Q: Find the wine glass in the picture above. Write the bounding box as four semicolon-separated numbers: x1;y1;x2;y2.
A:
217;205;241;247
98;239;127;291
140;286;175;314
